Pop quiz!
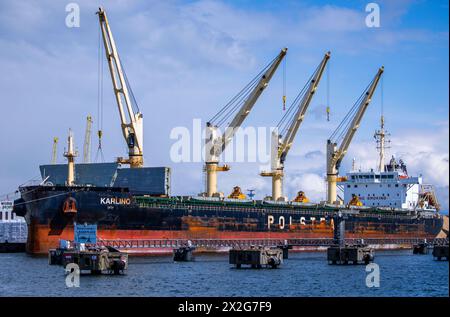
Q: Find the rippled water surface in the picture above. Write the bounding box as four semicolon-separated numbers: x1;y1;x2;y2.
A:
0;250;448;296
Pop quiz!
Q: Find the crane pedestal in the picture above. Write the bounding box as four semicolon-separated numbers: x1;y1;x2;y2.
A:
205;162;230;197
260;170;284;201
327;174;338;204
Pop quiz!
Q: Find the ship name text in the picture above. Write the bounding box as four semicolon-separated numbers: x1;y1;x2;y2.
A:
268;215;327;229
100;197;131;205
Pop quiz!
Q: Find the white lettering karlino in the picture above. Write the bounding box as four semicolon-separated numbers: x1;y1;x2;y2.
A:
100;197;131;205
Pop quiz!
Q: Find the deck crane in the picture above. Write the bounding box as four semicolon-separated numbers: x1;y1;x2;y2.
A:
261;52;330;201
205;48;287;197
97;7;144;168
326;66;384;204
83;115;93;163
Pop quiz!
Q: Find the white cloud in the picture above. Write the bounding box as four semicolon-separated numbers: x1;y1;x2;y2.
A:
285;172;327;202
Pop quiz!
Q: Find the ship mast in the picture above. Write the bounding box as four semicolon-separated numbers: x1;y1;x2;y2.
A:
64;129;78;186
374;115;390;172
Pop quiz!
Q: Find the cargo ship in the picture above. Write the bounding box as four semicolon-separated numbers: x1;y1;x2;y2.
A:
12;182;443;255
12;8;444;255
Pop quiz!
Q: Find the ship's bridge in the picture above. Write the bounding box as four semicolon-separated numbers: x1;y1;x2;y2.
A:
337;169;423;210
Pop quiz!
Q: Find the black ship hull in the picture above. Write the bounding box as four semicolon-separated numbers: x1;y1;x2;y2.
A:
13;185;444;254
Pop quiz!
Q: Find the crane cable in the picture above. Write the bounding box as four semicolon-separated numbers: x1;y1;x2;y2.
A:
282;56;286;111
119;56;140;115
380;74;384;117
329;77;374;144
208;54;279;128
95;24;105;163
276;62;320;137
326;62;330;121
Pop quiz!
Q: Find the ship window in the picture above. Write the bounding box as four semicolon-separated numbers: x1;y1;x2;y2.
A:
388;175;394;179
0;211;2;220
388;184;391;187
397;194;399;196
387;194;390;196
375;175;380;179
351;176;355;180
395;184;399;187
347;185;351;188
354;185;358;188
5;212;8;220
365;185;368;188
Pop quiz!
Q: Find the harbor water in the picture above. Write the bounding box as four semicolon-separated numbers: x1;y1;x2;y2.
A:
0;250;448;297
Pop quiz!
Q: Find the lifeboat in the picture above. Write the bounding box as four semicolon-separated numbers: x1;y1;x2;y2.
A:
228;186;247;200
349;194;363;206
293;191;309;203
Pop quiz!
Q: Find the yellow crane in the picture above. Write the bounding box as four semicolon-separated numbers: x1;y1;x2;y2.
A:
205;48;287;197
261;52;330;201
97;8;144;168
326;67;384;204
83;115;93;163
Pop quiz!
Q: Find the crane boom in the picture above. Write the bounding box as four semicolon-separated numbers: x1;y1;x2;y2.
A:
97;7;144;168
261;52;330;201
326;66;384;204
210;48;288;159
205;48;287;197
279;51;330;164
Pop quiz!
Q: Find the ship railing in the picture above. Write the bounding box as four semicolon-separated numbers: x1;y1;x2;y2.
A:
144;202;418;221
92;237;447;249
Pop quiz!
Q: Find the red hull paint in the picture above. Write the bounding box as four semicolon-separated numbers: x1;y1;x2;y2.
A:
27;224;435;255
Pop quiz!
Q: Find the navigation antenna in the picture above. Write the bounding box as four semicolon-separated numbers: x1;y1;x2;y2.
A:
373;76;390;172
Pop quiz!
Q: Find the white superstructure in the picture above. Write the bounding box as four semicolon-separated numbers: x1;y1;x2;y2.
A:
338;116;439;211
338;157;435;209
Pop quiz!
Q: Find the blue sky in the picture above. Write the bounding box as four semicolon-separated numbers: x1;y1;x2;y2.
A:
0;0;448;210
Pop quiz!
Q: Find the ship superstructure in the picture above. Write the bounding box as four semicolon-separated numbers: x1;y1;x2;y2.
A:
338;116;439;211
